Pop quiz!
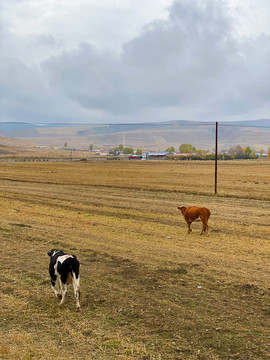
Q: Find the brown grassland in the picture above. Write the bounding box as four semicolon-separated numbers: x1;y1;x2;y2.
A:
0;160;270;360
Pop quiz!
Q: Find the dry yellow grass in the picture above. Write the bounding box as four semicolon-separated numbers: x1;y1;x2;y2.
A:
0;146;100;160
0;160;270;359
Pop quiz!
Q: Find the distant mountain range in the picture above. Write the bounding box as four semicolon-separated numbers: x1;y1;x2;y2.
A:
0;119;269;151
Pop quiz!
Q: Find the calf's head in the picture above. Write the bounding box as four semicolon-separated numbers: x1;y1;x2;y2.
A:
177;206;187;215
47;249;62;257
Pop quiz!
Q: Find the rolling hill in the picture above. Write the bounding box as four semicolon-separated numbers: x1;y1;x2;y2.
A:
0;119;269;152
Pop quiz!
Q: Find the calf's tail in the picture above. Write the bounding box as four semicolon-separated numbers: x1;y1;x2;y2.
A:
65;256;80;285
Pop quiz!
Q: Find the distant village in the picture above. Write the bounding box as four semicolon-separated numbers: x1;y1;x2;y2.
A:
35;143;270;160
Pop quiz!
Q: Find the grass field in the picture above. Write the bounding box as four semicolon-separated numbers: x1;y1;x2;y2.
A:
0;160;270;359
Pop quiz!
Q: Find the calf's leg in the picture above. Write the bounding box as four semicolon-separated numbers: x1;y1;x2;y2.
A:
58;281;67;306
199;214;209;235
200;220;209;235
51;279;62;299
185;217;192;233
72;274;81;311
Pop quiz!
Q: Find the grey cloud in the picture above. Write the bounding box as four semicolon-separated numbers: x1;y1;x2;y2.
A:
1;0;270;123
42;43;131;114
0;58;50;122
0;58;90;123
32;34;57;47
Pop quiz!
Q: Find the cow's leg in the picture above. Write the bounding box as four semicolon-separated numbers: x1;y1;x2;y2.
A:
59;280;67;306
186;220;192;233
201;221;209;235
200;223;205;235
72;273;81;311
205;222;209;235
199;215;205;235
185;216;193;233
200;217;205;234
51;279;58;297
51;278;62;299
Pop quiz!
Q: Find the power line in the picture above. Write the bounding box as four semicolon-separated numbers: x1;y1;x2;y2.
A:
1;121;269;129
55;121;270;129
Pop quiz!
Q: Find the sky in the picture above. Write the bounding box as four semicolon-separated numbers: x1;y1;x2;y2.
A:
0;0;270;124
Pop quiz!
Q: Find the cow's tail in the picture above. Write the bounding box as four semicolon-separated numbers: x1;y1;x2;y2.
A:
71;257;80;290
70;256;80;278
66;257;80;284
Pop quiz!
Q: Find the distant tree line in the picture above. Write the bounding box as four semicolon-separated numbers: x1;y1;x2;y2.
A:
166;144;269;160
166;144;197;153
108;144;142;156
106;143;269;159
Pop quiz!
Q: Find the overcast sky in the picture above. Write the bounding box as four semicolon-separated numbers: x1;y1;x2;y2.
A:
0;0;269;124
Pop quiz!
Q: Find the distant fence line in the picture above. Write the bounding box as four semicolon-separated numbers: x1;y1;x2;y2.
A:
0;157;108;163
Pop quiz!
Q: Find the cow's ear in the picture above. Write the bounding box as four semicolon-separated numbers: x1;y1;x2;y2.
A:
47;250;52;256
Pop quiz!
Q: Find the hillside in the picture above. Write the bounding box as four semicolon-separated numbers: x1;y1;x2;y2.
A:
0;135;34;157
0;120;269;151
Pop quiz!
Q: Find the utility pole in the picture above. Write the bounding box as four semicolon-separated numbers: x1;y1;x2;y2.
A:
215;122;218;195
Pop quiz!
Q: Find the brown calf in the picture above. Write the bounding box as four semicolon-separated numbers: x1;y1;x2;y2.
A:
178;206;211;235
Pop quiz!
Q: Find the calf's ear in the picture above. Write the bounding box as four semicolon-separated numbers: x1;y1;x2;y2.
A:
47;250;52;257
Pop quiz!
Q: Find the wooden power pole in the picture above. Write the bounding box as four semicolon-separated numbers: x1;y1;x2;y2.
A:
215;122;218;195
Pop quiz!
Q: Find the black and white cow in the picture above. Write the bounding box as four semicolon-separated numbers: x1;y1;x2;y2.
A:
47;249;81;311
